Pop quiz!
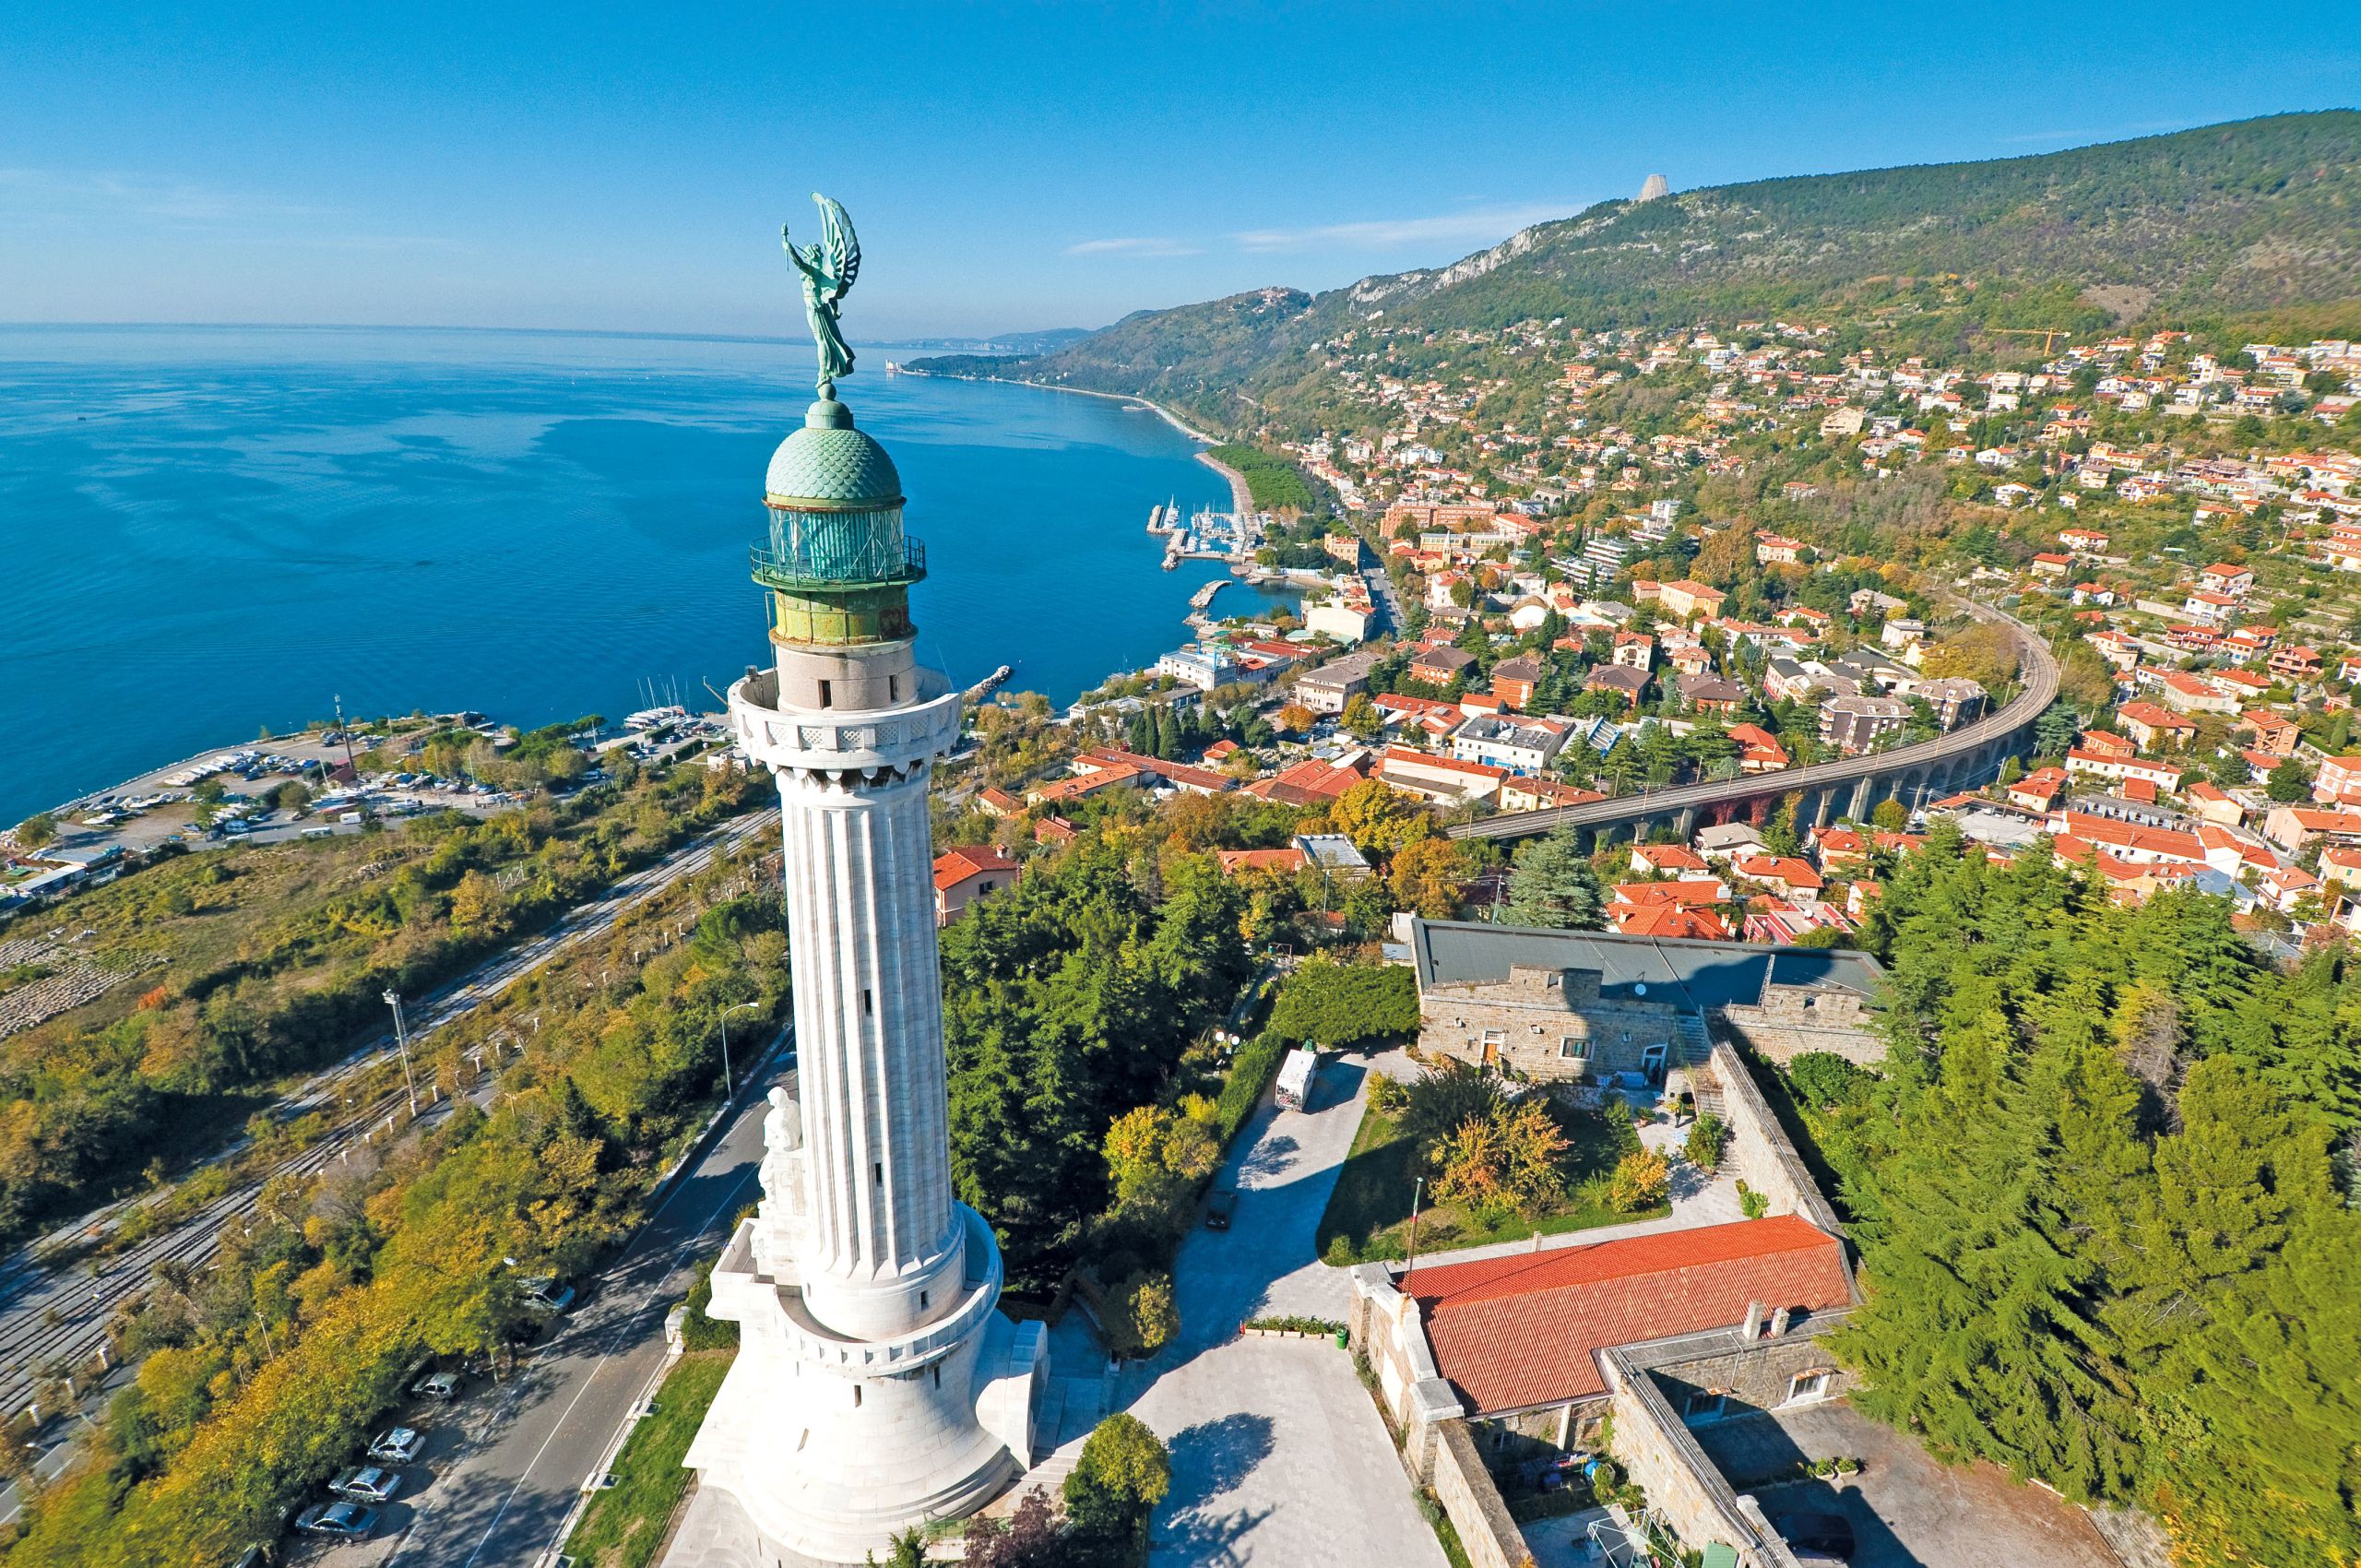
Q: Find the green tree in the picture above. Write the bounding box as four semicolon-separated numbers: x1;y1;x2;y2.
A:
1062;1413;1172;1566
2265;756;2311;803
1501;826;1605;930
13;813;56;849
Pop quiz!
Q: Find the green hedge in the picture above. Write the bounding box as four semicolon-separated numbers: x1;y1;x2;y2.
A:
1267;964;1418;1047
1214;1030;1289;1147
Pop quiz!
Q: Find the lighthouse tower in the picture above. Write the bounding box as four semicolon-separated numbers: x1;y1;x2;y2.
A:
677;215;1044;1565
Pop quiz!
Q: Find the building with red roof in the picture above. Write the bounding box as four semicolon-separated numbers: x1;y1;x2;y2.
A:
1399;1218;1850;1415
932;846;1020;925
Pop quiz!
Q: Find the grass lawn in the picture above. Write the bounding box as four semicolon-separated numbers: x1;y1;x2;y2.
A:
561;1351;733;1568
1315;1099;1669;1265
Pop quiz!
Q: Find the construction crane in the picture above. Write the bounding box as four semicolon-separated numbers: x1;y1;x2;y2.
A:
1987;327;2069;353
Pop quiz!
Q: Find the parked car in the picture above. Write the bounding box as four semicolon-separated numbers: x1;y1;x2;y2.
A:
1774;1512;1856;1563
367;1425;425;1463
1204;1188;1238;1230
523;1277;576;1314
411;1370;462;1401
329;1467;402;1503
292;1503;376;1539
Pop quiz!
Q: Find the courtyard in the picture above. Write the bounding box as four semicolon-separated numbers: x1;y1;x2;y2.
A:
1121;1050;1449;1568
1694;1399;2119;1568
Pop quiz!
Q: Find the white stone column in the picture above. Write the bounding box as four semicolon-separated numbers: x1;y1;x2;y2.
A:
777;760;963;1341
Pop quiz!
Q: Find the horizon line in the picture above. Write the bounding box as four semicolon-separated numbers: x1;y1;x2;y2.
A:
0;321;1015;350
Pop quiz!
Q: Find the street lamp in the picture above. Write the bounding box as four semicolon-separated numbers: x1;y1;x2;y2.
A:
381;990;420;1117
720;1001;763;1099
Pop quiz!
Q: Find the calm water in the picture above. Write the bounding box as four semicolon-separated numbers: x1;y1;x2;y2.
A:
0;326;1280;822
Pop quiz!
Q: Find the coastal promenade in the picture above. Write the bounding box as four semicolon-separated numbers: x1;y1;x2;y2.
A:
1452;600;2061;845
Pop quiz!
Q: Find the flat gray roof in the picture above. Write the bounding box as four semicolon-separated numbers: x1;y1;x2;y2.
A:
1409;917;1883;1010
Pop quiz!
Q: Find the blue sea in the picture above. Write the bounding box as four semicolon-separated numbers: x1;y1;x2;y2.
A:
0;326;1277;823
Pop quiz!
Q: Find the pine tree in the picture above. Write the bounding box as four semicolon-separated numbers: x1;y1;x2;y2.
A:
1501;826;1604;930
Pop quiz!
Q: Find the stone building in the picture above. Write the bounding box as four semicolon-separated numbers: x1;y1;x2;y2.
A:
1406;918;1884;1083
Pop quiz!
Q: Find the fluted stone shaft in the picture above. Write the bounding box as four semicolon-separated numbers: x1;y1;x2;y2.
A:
777;760;964;1340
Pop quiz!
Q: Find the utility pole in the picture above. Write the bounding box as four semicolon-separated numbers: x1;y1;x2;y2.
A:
333;694;357;776
382;990;420;1116
721;1001;763;1099
1405;1175;1426;1275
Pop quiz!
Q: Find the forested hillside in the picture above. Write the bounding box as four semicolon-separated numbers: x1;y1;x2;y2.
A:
1786;826;2361;1566
971;112;2361;434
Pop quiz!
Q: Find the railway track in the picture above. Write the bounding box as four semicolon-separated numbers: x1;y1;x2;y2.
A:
0;807;779;1443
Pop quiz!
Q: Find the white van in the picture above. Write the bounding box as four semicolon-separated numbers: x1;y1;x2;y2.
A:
1274;1047;1319;1112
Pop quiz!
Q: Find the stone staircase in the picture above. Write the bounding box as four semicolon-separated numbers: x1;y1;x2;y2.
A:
1678;1011;1726;1118
1674;1009;1715;1068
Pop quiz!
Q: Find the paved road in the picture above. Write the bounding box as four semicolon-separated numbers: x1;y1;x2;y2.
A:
298;1048;787;1568
0;808;778;1516
1123;1051;1445;1568
1452;600;2061;843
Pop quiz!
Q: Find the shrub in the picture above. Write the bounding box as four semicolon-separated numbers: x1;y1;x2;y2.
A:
1400;1060;1505;1169
1104;1270;1178;1359
1606;1149;1670;1215
1786;1051;1876;1111
1737;1180;1771;1219
1683;1113;1729;1170
1366;1072;1409;1116
679;1259;739;1351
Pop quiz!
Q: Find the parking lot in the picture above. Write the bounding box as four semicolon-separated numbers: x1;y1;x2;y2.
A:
1122;1049;1447;1568
274;1369;497;1565
1695;1400;2118;1568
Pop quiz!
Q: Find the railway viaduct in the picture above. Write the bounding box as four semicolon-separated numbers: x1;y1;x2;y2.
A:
1448;601;2063;849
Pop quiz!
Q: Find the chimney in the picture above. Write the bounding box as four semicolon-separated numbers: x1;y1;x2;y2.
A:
1741;1301;1765;1342
1771;1306;1792;1337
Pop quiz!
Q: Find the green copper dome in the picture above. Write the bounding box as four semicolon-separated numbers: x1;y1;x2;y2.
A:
764;397;903;508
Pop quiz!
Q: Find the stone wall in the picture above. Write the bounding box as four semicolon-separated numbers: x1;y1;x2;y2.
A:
1431;1420;1536;1568
1601;1343;1805;1568
1348;1263;1460;1482
1699;1043;1850;1246
1643;1336;1851;1472
1715;984;1884;1066
1420;963;1685;1081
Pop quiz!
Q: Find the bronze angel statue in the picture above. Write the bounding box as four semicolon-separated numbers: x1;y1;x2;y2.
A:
784;194;860;397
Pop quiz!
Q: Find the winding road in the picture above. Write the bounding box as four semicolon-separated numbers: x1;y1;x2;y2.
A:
1450;600;2061;843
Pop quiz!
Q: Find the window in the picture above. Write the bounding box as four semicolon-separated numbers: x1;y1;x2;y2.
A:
874;1161;884;1186
1786;1370;1833;1406
919;1290;929;1310
1559;1036;1586;1061
862;989;873;1016
932;1364;942;1389
888;674;900;703
817;679;834;709
1683;1389;1727;1421
852;1385;862;1408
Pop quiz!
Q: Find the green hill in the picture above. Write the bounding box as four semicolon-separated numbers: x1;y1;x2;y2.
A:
975;112;2361;434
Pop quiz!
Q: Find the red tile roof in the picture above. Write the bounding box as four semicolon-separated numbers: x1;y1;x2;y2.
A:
932;846;1018;893
1405;1217;1851;1414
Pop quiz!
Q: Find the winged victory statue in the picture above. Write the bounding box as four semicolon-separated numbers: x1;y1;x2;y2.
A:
784;194;860;398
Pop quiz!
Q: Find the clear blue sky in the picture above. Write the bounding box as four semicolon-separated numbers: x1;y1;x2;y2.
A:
3;2;2353;340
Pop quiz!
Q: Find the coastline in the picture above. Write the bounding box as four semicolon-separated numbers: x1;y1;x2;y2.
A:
1196;447;1253;517
896;364;1257;517
894;364;1224;445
